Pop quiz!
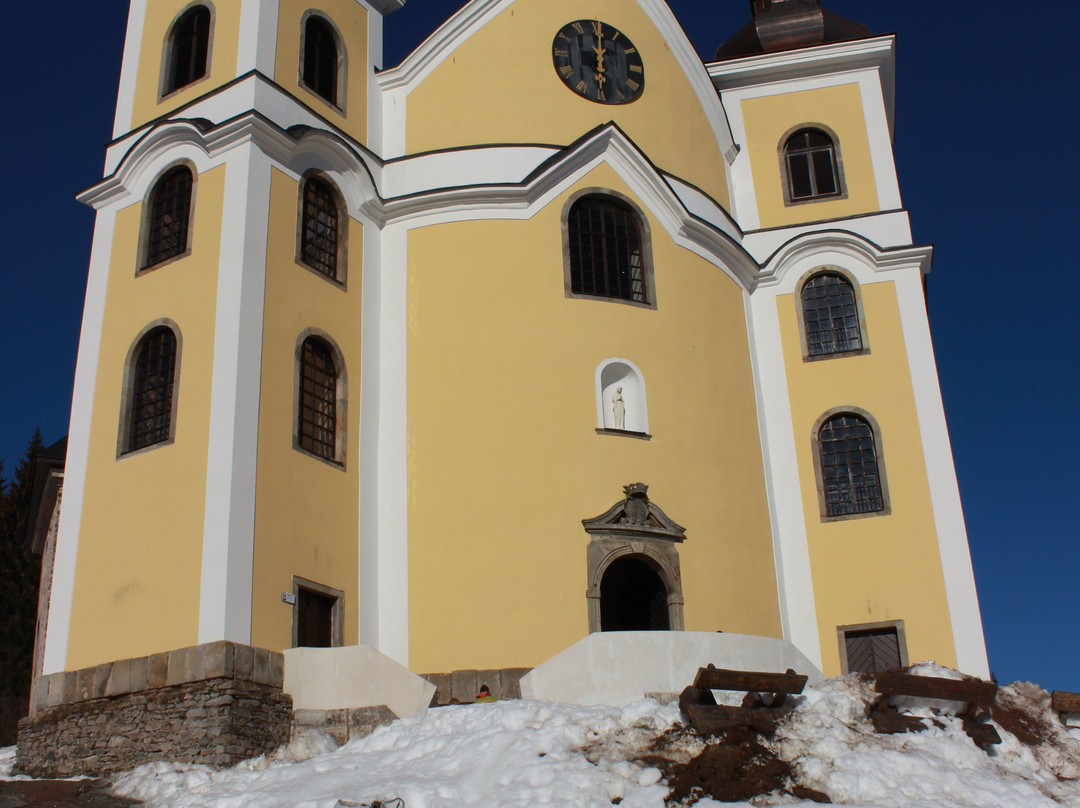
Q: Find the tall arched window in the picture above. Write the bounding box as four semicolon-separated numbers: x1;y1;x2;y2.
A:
299;176;342;282
297;336;340;462
817;413;885;518
784;128;841;202
163;6;211;95
566;194;650;305
801;272;863;356
142;166;194;270
126;326;179;453
302;15;340;105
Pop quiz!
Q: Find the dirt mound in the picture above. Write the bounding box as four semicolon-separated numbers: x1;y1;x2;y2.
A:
0;779;140;808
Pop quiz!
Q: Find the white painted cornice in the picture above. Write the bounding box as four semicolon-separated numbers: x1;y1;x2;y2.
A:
363;0;407;14
756;228;932;288
707;36;896;134
374;124;758;288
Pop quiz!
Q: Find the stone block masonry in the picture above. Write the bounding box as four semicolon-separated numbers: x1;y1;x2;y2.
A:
16;642;292;778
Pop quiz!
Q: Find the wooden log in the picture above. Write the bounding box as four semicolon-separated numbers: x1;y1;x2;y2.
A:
1052;690;1080;715
870;710;932;735
962;719;1002;747
692;667;808;696
874;671;996;708
678;685;715;717
684;703;789;735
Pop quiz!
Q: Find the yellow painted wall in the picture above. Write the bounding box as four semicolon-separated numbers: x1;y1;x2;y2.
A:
405;0;731;208
249;168;363;652
778;281;957;675
131;0;243;130
406;164;778;673
275;0;369;144
66;167;227;670
742;84;880;229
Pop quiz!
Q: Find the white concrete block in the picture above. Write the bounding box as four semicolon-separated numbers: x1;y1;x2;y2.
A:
283;645;436;719
520;632;824;707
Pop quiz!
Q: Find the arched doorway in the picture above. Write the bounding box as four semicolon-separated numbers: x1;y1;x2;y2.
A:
600;555;670;631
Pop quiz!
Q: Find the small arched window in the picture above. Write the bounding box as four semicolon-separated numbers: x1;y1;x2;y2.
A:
164;6;211;95
142;166;194;270
299;176;342;282
817;413;885;518
302;15;340;105
566;195;650;305
801;272;863;357
297;336;340;462
784;128;841;202
126;326;179;453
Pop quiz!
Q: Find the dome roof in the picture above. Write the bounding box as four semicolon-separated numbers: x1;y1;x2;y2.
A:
715;0;871;61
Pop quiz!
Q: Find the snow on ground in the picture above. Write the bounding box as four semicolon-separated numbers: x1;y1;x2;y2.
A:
8;672;1079;807
0;746;16;779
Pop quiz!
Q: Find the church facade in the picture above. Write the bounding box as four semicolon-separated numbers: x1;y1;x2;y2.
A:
42;0;989;694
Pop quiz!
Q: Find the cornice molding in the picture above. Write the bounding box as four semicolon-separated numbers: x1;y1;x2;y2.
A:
756;228;932;288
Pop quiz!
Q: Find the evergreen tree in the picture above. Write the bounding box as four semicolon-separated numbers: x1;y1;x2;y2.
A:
0;429;45;744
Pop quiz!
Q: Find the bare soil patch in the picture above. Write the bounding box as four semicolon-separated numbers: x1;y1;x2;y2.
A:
0;779;139;808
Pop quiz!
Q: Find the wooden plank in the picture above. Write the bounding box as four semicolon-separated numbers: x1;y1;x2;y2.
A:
874;671;996;706
871;710;931;735
692;667;808;696
1052;690;1080;714
962;719;1002;746
683;703;790;736
679;685;715;717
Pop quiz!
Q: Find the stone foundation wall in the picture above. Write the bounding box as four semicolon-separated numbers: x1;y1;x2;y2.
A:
292;705;397;746
17;642;291;778
423;667;531;706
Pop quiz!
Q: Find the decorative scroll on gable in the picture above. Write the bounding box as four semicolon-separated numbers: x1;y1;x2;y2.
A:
582;482;686;543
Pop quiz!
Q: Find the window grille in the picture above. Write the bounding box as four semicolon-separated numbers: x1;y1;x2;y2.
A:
165;6;210;94
128;327;177;452
785;128;840;201
298;337;337;460
802;272;863;356
143;166;193;269
300;178;339;280
567;196;647;303
819;413;884;517
303;16;338;104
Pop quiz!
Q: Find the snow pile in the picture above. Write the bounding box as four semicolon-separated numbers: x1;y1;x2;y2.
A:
0;746;15;779
4;671;1078;807
112;699;681;808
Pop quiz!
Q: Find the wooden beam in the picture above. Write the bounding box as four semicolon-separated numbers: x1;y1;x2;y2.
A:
874;671;996;706
692;667;808;696
1052;691;1080;715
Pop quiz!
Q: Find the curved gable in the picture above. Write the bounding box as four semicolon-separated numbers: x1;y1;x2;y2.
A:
389;0;735;208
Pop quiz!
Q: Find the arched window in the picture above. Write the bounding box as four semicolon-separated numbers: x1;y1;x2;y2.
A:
297;336;340;462
298;176;342;282
142;166;194;269
784;128;841;202
163;6;211;95
302;15;340;105
801;272;863;356
817;413;885;518
126;326;179;453
566;194;650;305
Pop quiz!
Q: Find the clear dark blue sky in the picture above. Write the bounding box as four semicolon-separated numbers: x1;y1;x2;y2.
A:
2;1;1076;690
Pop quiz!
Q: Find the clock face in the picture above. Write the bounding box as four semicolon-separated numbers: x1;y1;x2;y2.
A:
552;20;644;105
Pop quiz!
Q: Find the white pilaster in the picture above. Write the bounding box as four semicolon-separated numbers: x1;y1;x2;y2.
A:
112;0;149;138
237;0;282;78
198;143;272;644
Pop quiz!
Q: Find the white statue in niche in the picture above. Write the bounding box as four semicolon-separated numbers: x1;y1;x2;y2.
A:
612;387;626;430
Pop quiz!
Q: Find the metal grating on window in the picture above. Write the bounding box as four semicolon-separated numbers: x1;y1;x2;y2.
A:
129;327;177;452
165;6;210;94
300;178;339;280
819;413;883;517
845;627;902;674
568;197;646;303
303;16;338;104
298;337;337;460
143;167;193;269
785;128;840;201
802;273;863;356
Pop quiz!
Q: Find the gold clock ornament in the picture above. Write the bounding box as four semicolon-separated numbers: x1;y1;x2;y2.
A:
552;20;644;105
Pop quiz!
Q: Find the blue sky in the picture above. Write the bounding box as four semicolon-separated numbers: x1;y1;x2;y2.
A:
1;1;1076;690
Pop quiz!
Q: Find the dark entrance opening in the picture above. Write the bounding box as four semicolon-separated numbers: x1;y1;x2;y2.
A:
297;587;336;647
600;555;669;631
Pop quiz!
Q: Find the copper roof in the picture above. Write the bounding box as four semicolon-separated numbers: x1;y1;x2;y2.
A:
715;0;872;61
